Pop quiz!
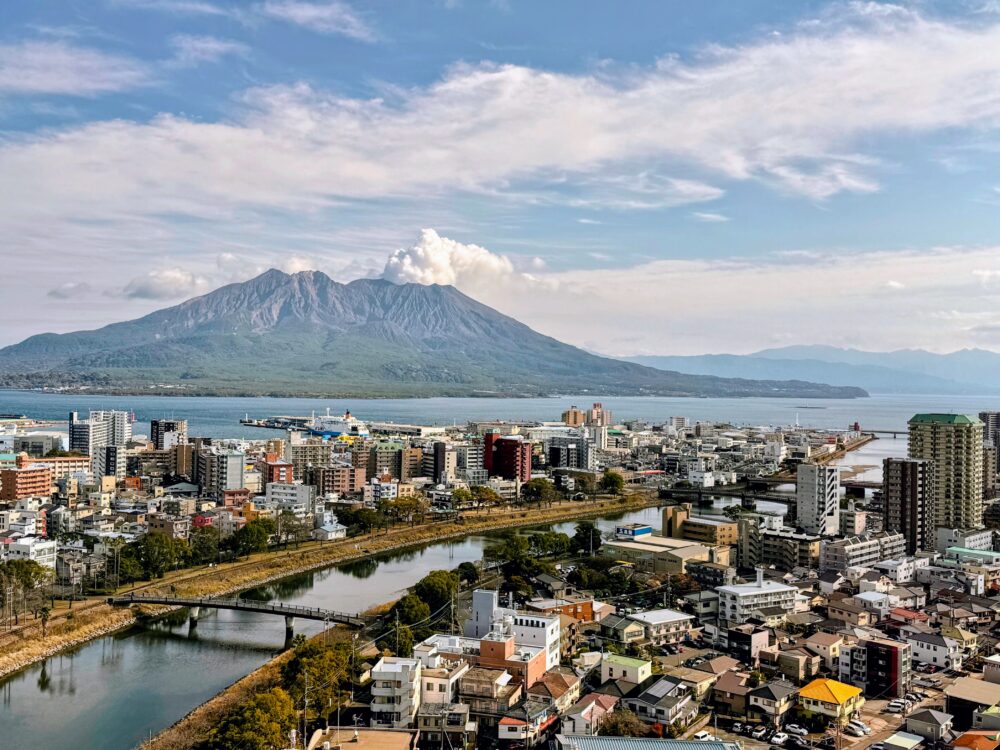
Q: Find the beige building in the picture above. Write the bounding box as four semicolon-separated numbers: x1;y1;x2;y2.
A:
908;413;984;529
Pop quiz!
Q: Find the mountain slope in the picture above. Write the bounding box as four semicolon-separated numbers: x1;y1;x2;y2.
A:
0;271;868;398
628;346;1000;395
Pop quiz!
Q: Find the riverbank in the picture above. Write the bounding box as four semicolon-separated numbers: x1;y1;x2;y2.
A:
0;493;659;681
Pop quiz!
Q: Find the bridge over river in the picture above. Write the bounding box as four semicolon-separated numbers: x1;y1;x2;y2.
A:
107;593;369;639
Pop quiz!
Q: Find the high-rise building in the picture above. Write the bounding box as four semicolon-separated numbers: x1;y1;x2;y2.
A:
69;410;132;477
150;419;188;450
196;448;245;499
883;457;933;554
908;413;985;529
796;463;840;536
585;403;612;427
561;406;586;427
484;432;532;482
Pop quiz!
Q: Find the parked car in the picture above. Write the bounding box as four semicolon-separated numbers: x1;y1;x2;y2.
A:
886;704;903;714
816;737;837;750
788;739;812;750
785;724;808;737
731;722;743;733
870;744;887;750
770;732;789;746
752;726;770;740
906;693;922;703
693;731;713;742
848;720;871;735
844;725;865;737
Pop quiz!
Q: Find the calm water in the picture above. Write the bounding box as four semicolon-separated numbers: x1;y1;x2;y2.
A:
3;390;1000;439
0;507;666;750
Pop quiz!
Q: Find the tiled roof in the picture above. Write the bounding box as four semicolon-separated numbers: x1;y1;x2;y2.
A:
799;678;862;705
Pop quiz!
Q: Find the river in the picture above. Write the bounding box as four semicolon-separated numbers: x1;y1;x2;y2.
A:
4;504;759;750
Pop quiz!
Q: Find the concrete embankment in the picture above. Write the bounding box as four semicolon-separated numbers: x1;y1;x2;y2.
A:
0;493;659;682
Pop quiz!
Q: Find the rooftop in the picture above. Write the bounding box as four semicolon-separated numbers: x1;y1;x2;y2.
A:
628;608;692;626
909;413;982;425
799;678;862;705
555;736;740;750
306;728;416;750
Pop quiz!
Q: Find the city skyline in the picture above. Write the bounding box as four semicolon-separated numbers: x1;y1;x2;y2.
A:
4;1;1000;354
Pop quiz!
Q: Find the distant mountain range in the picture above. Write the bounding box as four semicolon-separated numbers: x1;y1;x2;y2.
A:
0;271;866;399
627;344;1000;395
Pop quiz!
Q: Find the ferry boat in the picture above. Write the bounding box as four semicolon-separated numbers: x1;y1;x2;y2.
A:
309;409;370;438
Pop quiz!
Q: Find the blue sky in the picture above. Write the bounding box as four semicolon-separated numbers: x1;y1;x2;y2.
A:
4;0;1000;354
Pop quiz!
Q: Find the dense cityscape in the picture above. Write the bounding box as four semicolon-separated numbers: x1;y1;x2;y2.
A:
1;402;1000;750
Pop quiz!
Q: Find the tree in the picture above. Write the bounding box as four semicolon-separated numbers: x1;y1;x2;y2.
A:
392;594;430;626
456;561;479;585
278;511;310;548
572;521;603;554
190;525;221;564
210;687;296;750
598;708;647;737
521;478;558;505
378;623;414;657
132;532;189;579
231;519;274;557
599;470;625;495
413;570;458;613
450;487;473;508
471;485;502;508
281;641;349;724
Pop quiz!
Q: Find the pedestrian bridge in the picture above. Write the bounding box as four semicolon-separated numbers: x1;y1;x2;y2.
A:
107;593;368;630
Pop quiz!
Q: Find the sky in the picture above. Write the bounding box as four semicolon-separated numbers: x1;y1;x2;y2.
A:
4;1;1000;355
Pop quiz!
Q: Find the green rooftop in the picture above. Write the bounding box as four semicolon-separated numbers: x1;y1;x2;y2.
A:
604;653;649;668
908;413;982;425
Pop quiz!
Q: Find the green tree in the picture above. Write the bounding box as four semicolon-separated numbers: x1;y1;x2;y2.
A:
413;570;458;613
133;532;188;578
210;687;296;750
521;478;558;505
598;708;647;737
190;525;221;564
281;641;349;724
450;487;473;508
470;485;502;508
392;594;430;626
232;518;275;557
572;521;603;554
456;561;479;585
599;470;625;495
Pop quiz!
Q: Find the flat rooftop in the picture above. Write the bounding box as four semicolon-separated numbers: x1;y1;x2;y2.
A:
307;728;416;750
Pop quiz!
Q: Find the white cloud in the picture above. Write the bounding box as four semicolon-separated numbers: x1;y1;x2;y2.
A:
378;235;1000;356
168;35;249;67
0;41;148;96
121;268;211;299
691;211;730;223
381;229;546;297
577;218;602;225
258;1;375;41
108;0;230;15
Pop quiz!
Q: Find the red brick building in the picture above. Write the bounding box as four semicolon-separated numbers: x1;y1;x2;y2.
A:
484;433;532;482
0;464;53;501
263;460;294;485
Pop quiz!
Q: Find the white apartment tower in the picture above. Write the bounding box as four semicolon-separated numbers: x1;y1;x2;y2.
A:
796;463;841;536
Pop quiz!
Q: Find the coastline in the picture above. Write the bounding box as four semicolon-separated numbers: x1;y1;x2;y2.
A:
0;493;660;682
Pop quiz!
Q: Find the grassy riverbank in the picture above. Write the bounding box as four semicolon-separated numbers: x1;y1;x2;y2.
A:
0;492;659;681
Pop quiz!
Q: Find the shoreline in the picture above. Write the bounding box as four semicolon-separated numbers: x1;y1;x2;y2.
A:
0;493;660;682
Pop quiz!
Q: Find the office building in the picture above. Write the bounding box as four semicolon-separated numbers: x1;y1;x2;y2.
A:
561;406;585;427
908;413;985;529
883;457;933;554
150;419;188;450
796;463;841;536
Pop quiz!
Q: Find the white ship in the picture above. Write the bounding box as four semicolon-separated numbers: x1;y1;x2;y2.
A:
308;409;370;438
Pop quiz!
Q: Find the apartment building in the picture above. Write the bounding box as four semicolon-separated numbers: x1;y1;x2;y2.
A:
838;637;911;699
796;463;840;536
908;414;984;529
716;569;797;627
371;657;422;729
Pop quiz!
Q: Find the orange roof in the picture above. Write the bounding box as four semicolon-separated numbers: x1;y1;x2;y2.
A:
499;717;527;726
955;732;1000;750
799;678;862;705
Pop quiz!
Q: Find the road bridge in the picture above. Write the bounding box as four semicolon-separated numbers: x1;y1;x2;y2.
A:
107;593;368;639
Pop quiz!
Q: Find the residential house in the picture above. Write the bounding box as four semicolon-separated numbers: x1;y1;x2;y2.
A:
713;670;752;719
906;631;963;670
627;608;694;646
759;644;821;684
797;678;865;727
621;675;695;728
599;615;646;648
370;657;422;729
907;709;955;744
526;667;581;714
802;632;843;671
600;654;651;686
416;703;477;750
748;680;797;727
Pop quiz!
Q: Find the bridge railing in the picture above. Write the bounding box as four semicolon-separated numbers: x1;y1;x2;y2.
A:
108;593;366;624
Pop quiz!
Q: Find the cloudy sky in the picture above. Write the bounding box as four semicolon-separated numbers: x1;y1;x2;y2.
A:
4;1;1000;355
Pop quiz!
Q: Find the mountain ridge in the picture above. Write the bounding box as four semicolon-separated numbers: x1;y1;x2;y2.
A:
627;345;1000;395
0;271;868;399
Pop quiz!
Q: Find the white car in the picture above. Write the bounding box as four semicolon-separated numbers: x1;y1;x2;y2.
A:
770;732;789;746
844;725;865;737
850;721;871;735
785;724;809;737
693;731;713;742
752;726;770;740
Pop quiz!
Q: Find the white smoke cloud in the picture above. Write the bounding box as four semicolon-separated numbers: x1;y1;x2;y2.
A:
121;268;211;299
381;229;543;297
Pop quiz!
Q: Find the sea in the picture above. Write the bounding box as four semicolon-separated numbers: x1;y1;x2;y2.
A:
0;390;997;440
